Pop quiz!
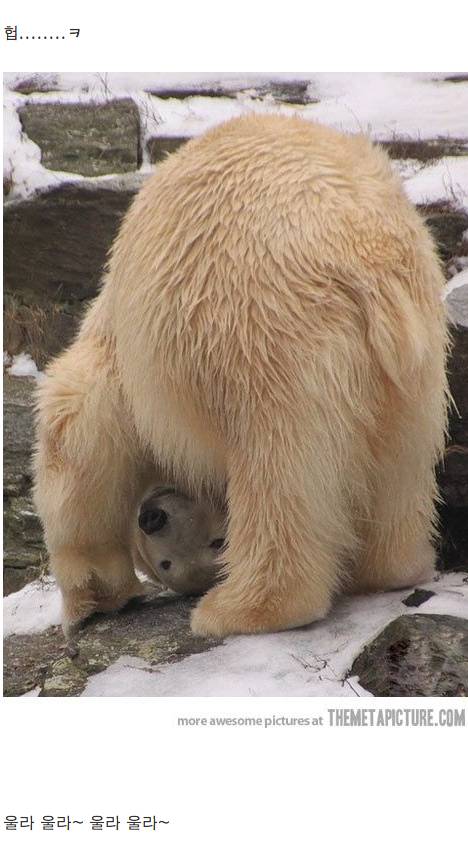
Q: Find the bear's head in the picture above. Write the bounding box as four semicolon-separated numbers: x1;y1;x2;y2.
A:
134;486;226;595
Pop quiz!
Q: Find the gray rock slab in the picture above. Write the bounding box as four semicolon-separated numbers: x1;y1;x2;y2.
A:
19;100;141;176
3;375;36;483
421;204;468;264
145;80;319;105
145;85;240;99
437;288;468;571
381;138;468;162
3;595;223;696
4;182;141;364
147;136;189;164
4;182;139;303
402;588;436;607
350;613;468;696
12;74;60;94
437;319;468;515
3;375;46;585
440;75;468;84
3;296;79;368
4;566;42;596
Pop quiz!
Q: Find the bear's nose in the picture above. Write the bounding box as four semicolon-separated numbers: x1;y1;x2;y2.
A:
160;560;172;570
138;506;167;534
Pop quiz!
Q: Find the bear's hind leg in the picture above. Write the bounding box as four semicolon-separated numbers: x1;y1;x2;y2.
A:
191;383;355;638
351;362;447;594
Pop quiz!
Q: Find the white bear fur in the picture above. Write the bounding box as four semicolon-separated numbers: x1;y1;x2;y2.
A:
33;114;450;637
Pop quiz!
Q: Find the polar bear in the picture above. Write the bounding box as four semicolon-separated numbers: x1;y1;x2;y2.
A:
132;485;225;595
33;114;449;639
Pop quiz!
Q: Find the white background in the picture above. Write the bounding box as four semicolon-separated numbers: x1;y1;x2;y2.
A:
1;1;467;848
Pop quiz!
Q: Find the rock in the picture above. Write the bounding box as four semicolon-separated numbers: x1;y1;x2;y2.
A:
145;80;319;105
146;85;233;99
147;136;189;164
4;567;42;596
4;181;142;365
441;75;468;84
402;589;436;607
12;74;60;94
3;374;36;492
4;181;140;303
3;595;223;696
421;203;468;265
3;492;44;568
350;614;468;696
3;375;46;590
19;100;141;176
3;296;79;369
244;81;319;105
437;285;468;571
438;506;468;572
381;138;468;162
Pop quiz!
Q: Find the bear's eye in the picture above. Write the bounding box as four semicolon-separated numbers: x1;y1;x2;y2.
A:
209;538;225;550
138;508;168;535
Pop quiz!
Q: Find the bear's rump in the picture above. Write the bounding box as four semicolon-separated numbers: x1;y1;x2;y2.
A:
108;115;445;502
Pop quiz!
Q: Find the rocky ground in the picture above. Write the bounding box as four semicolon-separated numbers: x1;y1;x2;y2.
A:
3;72;468;696
4;592;222;697
4;573;467;697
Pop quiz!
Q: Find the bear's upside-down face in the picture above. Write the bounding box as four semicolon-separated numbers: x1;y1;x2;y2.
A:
133;486;226;596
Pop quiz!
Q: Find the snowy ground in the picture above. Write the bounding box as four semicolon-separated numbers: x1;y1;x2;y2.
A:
3;71;468;696
4;577;62;637
4;572;468;696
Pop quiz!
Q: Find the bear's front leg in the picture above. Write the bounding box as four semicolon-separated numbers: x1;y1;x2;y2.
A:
33;333;148;638
191;578;331;637
54;547;150;639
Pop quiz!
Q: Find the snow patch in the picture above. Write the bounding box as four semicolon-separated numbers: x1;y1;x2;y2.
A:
3;578;62;637
7;352;43;379
445;267;468;297
21;687;41;697
403;157;468;210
